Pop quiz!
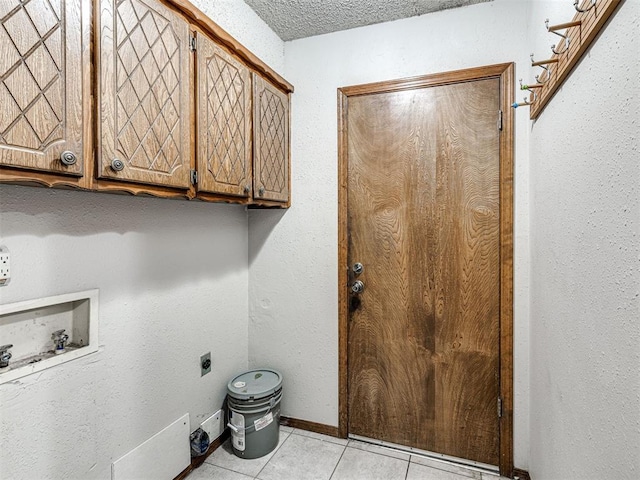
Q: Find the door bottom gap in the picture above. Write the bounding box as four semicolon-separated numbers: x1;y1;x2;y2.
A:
348;434;499;474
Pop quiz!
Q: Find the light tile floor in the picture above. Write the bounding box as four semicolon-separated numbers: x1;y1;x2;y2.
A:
187;426;510;480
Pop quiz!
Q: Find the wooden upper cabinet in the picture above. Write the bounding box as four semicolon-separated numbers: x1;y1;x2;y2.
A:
253;74;290;203
196;33;251;197
98;0;191;188
0;0;293;203
0;0;86;176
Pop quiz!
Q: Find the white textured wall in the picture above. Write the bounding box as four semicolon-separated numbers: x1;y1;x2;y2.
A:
0;187;248;479
191;0;285;74
5;0;636;476
528;1;640;479
0;1;284;478
248;0;532;469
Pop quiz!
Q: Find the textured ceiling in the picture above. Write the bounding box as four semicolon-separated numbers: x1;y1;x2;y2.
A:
243;0;493;41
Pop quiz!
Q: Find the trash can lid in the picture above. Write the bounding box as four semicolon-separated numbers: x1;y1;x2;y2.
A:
227;368;283;400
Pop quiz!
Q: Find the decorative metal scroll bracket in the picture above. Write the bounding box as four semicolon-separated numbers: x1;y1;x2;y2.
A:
518;0;620;119
546;18;582;55
530;53;559;85
512;79;540;109
574;0;596;13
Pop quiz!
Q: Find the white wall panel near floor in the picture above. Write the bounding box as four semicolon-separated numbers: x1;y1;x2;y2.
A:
528;1;640;479
112;414;190;480
248;0;532;470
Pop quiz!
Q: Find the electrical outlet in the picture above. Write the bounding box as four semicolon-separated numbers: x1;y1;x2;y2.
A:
0;246;10;286
200;409;224;441
200;352;211;376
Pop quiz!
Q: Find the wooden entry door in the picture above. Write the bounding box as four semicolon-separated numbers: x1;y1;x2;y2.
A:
338;64;514;473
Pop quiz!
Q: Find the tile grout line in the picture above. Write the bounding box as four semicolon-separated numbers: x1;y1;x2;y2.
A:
253;429;292;479
404;458;410;480
327;442;348;480
351;437;488;478
347;441;411;462
204;462;254;478
290;428;349;447
409;454;487;479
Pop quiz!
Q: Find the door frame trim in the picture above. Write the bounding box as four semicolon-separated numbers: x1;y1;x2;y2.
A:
337;63;515;477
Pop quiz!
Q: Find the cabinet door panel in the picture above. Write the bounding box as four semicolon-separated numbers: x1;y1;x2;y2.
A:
99;0;191;188
196;33;251;197
0;0;85;176
253;74;289;203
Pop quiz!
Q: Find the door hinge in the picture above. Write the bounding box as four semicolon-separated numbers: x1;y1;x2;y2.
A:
497;397;503;418
190;169;198;185
190;34;197;52
498;110;503;131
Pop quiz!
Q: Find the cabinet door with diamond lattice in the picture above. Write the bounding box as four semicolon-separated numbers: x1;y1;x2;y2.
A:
253;74;289;203
98;0;191;188
196;33;251;197
0;0;86;176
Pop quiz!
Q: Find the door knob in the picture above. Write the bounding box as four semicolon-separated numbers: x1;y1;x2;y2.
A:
351;280;364;294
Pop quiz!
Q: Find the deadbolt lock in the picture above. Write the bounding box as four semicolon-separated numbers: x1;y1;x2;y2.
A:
352;263;364;275
351;280;364;294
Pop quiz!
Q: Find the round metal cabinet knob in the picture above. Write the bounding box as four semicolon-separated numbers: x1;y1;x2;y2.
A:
60;151;77;166
351;280;364;294
111;158;125;172
244;185;251;195
258;186;265;197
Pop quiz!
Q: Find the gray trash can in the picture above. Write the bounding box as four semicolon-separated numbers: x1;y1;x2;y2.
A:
227;368;283;459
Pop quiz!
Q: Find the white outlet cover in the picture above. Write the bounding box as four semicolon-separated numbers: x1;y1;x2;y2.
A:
0;245;10;285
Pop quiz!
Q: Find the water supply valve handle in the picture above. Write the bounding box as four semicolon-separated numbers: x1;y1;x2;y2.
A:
0;344;13;368
52;329;69;352
52;329;67;340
